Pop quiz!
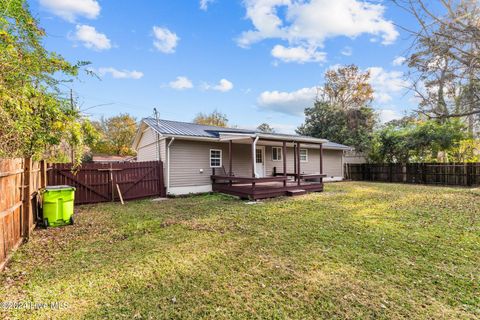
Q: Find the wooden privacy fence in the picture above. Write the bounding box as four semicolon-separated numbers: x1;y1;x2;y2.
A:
47;161;166;205
345;163;480;187
0;158;46;270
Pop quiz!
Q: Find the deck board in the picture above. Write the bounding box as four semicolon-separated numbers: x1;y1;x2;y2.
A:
212;181;323;200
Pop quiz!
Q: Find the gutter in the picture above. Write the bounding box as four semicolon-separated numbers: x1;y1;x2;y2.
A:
252;135;260;177
167;137;175;194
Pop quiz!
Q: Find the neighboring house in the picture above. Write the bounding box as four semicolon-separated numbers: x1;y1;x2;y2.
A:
132;118;351;198
343;150;367;164
91;155;136;163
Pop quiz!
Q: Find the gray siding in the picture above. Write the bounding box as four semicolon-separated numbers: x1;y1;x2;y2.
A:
263;146;343;178
137;128;166;162
323;149;344;177
169;140;344;188
169;140;252;187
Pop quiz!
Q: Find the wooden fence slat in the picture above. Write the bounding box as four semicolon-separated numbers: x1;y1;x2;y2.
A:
345;163;480;187
47;161;165;205
0;158;43;270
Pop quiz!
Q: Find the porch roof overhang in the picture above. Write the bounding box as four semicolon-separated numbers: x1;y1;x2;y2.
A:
218;132;328;144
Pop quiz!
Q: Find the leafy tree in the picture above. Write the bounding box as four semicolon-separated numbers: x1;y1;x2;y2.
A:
369;118;467;163
90;114;138;156
193;110;228;127
0;0;93;165
449;139;480;162
297;65;377;152
257;123;274;133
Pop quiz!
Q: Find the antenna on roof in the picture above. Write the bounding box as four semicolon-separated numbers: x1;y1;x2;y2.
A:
153;108;161;162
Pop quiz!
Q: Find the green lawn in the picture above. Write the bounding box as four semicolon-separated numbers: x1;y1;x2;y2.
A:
1;182;479;319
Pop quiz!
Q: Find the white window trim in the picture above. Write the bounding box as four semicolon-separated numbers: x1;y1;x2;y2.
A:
210;149;222;168
271;147;282;161
300;148;308;162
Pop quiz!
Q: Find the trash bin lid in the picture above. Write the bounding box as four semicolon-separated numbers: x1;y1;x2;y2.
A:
44;185;76;191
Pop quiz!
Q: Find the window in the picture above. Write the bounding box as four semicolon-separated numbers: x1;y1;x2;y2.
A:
210;149;222;168
255;149;263;163
272;147;282;161
300;149;308;162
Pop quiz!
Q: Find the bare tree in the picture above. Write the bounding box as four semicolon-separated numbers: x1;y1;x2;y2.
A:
394;0;480;133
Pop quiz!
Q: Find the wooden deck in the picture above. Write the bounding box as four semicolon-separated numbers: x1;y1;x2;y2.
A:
212;177;324;200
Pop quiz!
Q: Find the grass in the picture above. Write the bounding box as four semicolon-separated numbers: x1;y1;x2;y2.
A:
1;182;479;319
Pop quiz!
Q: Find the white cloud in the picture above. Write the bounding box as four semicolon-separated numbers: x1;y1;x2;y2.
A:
367;67;409;103
214;79;234;92
238;0;398;63
74;25;111;51
200;0;214;11
40;0;100;22
169;76;193;90
271;45;326;63
341;46;353;56
153;26;179;53
98;67;143;79
392;56;406;66
257;87;318;116
204;79;234;92
379;109;402;123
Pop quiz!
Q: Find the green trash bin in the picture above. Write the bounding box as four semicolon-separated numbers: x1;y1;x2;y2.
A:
41;186;76;227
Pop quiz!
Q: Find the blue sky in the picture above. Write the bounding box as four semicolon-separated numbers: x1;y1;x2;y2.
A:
30;0;417;133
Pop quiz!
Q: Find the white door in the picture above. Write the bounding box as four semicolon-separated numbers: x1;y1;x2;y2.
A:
255;147;265;177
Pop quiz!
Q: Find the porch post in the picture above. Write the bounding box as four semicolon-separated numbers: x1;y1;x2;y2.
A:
229;140;233;176
251;138;256;192
282;141;287;187
293;144;297;181
319;143;324;184
297;142;301;186
251;138;255;178
319;143;323;175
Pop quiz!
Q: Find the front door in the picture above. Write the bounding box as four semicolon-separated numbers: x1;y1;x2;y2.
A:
255;147;265;177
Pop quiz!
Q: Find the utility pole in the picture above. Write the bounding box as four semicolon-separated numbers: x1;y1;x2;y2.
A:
70;89;74;111
154;108;161;161
70;89;75;163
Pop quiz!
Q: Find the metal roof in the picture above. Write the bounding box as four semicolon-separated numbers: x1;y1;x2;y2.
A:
143;118;253;138
142;118;351;150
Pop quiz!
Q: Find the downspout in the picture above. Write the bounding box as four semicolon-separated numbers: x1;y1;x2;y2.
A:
252;135;260;177
167;137;175;194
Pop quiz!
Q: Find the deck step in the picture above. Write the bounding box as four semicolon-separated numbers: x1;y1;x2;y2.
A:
286;189;306;196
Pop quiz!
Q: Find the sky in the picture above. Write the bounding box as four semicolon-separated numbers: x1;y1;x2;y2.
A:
29;0;419;133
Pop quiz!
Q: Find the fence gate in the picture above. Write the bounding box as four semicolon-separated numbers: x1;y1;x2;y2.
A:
47;161;165;205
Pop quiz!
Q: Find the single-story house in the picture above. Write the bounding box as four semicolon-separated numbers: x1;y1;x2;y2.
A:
132;118;351;199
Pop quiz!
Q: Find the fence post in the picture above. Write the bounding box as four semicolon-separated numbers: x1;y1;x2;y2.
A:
22;158;32;241
40;160;47;188
422;163;427;184
466;163;472;186
158;161;165;197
